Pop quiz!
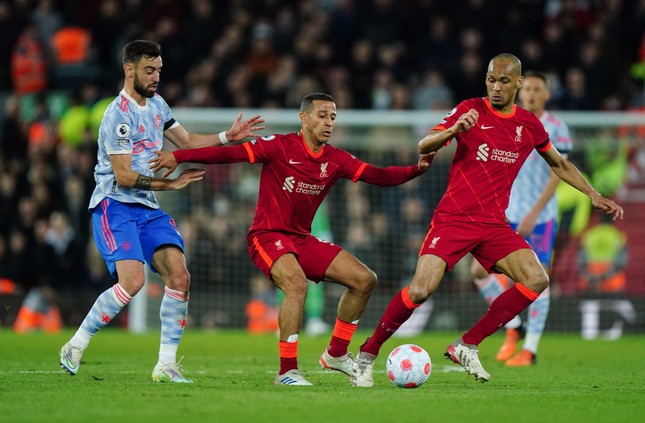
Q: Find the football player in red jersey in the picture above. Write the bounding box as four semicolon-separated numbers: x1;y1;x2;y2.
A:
353;53;623;386
151;92;433;385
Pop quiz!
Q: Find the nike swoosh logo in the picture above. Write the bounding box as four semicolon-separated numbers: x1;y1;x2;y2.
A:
481;125;495;130
289;159;302;164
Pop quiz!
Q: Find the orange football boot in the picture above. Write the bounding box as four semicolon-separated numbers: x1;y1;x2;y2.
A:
496;328;522;361
505;349;536;366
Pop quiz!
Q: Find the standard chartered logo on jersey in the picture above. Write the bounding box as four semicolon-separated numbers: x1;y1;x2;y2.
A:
476;144;490;161
283;176;295;192
282;176;325;195
475;143;518;164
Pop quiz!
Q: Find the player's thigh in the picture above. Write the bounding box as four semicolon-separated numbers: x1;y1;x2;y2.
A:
493;248;548;291
470;255;488;279
139;209;185;274
91;199;145;279
151;245;189;290
323;250;376;290
271;253;308;296
114;259;146;295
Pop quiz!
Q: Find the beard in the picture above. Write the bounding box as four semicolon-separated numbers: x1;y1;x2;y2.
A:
133;74;155;98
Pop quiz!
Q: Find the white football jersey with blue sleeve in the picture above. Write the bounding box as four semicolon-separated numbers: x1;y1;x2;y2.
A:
505;111;572;224
89;91;176;210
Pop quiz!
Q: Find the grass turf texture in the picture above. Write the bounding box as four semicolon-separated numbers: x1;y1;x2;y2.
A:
0;330;642;423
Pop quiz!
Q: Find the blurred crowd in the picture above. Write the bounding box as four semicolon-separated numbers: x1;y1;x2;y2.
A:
1;0;644;109
1;0;644;329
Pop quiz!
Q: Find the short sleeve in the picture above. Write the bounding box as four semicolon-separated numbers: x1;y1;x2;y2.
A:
431;100;471;132
101;105;133;155
335;149;366;182
245;134;280;163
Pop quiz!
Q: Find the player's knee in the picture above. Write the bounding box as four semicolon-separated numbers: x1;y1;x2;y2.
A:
537;274;550;292
119;279;145;296
471;263;488;280
283;278;308;300
166;270;190;292
356;268;377;295
525;273;549;293
407;284;432;304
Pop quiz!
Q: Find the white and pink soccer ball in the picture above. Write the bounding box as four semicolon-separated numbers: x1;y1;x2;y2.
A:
386;344;432;388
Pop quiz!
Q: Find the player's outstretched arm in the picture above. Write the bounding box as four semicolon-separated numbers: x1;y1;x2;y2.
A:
540;147;624;220
164;113;265;149
357;153;434;187
131;168;205;191
112;154;204;191
149;151;179;177
150;143;252;177
168;168;206;190
418;109;479;154
223;113;265;143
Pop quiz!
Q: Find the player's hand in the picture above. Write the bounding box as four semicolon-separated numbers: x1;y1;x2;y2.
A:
517;210;538;237
590;193;624;220
451;109;479;134
170;168;205;190
226;113;265;142
418;152;436;172
150;150;178;177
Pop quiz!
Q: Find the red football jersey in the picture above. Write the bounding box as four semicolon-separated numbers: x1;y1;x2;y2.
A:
246;132;365;236
432;97;551;224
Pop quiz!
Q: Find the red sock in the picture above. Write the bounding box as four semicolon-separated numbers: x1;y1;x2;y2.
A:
462;283;539;346
361;287;421;356
279;340;298;375
328;318;357;357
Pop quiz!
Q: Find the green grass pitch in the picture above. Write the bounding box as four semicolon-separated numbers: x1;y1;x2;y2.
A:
0;329;642;423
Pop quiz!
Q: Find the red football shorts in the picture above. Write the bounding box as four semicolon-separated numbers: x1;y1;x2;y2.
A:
247;230;342;283
418;220;532;272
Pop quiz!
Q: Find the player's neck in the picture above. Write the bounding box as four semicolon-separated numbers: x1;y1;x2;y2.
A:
300;131;324;154
485;97;514;115
123;85;147;106
307;140;323;153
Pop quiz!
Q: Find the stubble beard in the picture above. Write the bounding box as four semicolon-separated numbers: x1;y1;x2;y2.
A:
134;74;155;98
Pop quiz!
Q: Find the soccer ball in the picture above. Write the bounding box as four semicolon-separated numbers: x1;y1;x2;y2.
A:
386;344;432;388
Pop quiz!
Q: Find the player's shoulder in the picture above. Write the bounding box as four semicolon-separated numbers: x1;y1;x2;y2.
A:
103;94;124;112
102;94;132;123
514;103;536;118
542;110;568;128
515;104;543;125
460;97;483;110
150;93;169;108
104;92;138;116
249;132;297;152
254;132;295;143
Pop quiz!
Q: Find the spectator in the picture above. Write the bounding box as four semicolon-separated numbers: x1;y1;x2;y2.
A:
560;67;595;110
412;70;454;110
0;95;28;165
578;214;628;296
90;0;125;74
50;26;96;89
11;23;48;95
0;2;23;90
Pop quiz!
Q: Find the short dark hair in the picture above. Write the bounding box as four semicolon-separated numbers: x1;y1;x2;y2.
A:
523;70;550;88
123;40;161;66
300;92;335;112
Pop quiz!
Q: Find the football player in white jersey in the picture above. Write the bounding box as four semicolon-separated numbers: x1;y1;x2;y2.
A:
471;71;572;366
59;40;264;382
